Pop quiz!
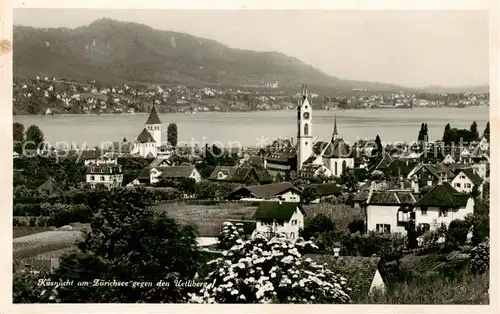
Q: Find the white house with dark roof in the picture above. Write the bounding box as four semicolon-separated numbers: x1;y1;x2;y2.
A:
413;181;474;231
228;182;301;202
451;168;484;196
86;164;123;189
365;188;419;235
150;166;201;184
253;201;305;239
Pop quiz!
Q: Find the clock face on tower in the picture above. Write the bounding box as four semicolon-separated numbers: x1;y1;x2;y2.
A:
303;112;310;119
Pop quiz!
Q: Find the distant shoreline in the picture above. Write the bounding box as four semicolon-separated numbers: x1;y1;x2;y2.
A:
12;105;490;117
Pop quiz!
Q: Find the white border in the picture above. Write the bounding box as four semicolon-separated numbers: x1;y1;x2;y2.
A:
1;1;498;314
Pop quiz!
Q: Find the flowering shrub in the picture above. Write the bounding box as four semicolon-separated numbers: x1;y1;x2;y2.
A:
190;235;351;304
218;222;245;250
417;225;447;252
469;239;489;273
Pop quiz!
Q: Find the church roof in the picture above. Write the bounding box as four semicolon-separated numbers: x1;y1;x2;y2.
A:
136;128;156;143
145;106;161;124
323;138;352;158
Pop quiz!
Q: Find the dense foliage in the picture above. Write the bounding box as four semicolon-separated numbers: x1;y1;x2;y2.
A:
190;233;351;304
469;239;489;274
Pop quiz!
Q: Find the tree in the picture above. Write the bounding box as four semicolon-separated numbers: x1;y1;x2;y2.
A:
13;122;25;142
25;125;45;150
470;121;479;141
13;122;25;153
189;235;351;304
301;186;318;205
167;123;178;147
338;169;358;193
483;121;490;142
443;123;451;145
417;123;425;142
373;135;382;157
48;188;202;303
301;214;335;240
218;221;245;250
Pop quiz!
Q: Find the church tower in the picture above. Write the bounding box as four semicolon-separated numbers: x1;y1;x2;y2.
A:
297;84;313;171
145;105;162;147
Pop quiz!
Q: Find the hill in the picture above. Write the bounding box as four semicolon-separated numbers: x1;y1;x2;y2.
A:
421;84;489;94
14;18;405;91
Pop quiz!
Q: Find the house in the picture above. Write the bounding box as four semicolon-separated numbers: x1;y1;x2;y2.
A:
306;254;387;299
208;166;272;185
86;164;123;189
227;182;301;202
299;163;332;180
254;201;305;239
366;188;419;235
36;178;64;196
264;147;297;177
451;168;484;196
150;166;201;184
370;152;394;173
413;182;474;231
407;163;455;188
301;183;343;203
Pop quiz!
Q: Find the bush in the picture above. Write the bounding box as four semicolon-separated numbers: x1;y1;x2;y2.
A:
469;239;489;274
218;221;244;250
348;219;365;234
446;219;471;246
189;235;351;304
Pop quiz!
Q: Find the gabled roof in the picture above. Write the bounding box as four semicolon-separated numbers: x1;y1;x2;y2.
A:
254;201;303;221
86;165;121;174
229;182;300;199
136;128;156;143
157;166;196;178
81;149;103;160
209;166;252;182
265;147;296;163
415;182;470;208
305;254;384;299
456;168;483;186
145;106;161;124
323;138;352;159
368;190;418;205
372;153;394;171
36;178;64;195
301;183;342;197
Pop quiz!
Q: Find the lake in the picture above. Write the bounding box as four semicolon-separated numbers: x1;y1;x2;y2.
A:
13;107;489;149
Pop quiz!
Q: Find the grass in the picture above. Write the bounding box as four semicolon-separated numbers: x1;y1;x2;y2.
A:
360;270;489;304
13;231;84;259
155;201;257;237
13;226;53;238
304;203;364;232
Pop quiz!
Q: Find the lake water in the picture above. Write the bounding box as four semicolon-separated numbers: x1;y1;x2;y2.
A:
14;107;489;149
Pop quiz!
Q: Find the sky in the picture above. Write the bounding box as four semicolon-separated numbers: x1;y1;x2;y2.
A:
13;9;489;88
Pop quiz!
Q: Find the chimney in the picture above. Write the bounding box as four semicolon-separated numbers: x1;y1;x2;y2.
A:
333;247;340;258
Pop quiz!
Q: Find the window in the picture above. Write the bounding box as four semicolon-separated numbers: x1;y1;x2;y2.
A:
90;175;95;181
461;175;466;179
342;160;347;172
439;208;449;217
465;183;472;188
291;220;297;225
421;207;428;215
304;123;309;136
334;162;338;176
455;183;461;188
277;221;284;227
376;224;391;234
101;176;105;181
290;232;295;239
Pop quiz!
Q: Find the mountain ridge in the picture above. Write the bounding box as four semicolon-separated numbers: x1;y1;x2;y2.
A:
13;18;483;93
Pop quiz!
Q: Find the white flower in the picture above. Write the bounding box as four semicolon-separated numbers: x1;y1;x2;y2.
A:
281;256;294;264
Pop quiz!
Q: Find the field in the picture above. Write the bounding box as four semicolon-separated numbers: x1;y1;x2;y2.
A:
155;201;257;237
303;203;365;232
13;226;54;238
13;231;84;260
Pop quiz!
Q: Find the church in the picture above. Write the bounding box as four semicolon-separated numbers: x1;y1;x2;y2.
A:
265;85;354;179
131;106;164;158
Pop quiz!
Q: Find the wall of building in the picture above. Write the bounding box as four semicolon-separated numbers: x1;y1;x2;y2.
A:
86;173;123;188
414;198;474;230
366;205;407;235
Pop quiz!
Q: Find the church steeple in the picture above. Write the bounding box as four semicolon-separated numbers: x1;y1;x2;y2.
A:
332;114;338;142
